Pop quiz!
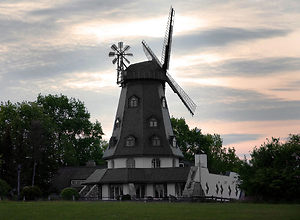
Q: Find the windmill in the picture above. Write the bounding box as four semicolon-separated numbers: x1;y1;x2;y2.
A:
103;7;195;168
109;42;133;84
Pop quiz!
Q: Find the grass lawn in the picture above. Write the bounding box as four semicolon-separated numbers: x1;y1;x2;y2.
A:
0;201;299;220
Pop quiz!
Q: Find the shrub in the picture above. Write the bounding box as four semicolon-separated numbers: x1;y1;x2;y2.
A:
117;194;131;201
21;186;42;200
0;178;11;197
60;187;79;200
121;194;131;200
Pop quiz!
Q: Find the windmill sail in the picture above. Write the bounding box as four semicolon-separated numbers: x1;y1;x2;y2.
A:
141;8;197;116
142;40;162;68
166;72;197;116
161;7;175;70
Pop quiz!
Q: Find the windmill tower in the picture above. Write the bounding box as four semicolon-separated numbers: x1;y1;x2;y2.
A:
103;7;196;170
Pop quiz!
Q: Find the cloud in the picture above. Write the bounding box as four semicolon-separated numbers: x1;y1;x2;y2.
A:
1;45;111;80
273;80;300;91
222;133;264;146
169;84;300;122
217;57;300;76
173;27;292;53
188;57;300;77
28;0;168;23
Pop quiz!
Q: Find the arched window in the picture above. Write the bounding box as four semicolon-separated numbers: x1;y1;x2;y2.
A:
125;136;135;147
129;96;138;107
152;136;161;146
149;117;158;128
126;158;135;168
151;158;161;168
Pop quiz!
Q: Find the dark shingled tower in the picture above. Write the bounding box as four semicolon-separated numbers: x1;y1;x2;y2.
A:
103;60;183;160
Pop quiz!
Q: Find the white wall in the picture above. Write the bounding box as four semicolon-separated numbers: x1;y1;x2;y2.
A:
193;154;241;200
167;183;176;197
146;184;154;197
123;183;129;195
108;157;179;168
102;184;109;200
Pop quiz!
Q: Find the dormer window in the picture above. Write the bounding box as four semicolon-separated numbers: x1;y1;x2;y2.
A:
125;136;135;147
152;135;161;147
149;116;158;128
129;96;139;107
114;118;121;129
109;136;117;148
161;97;167;108
173;137;177;147
169;136;177;148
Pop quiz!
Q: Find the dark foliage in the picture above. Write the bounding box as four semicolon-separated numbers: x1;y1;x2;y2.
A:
239;135;300;202
60;187;79;200
21;186;42;200
171;117;241;174
0;94;106;195
0;178;11;197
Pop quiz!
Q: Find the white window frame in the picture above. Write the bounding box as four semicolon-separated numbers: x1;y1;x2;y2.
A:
129;96;138;107
126;136;135;147
151;158;161;168
126;158;135;168
152;136;161;146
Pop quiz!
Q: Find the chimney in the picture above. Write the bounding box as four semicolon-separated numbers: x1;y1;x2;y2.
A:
195;154;207;168
86;160;96;167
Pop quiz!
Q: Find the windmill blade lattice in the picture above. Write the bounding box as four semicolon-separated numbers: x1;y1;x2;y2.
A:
141;7;197;116
161;7;175;70
142;40;162;68
109;42;133;84
166;72;197;116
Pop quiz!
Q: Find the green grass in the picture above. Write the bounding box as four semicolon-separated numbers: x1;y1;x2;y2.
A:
0;201;299;220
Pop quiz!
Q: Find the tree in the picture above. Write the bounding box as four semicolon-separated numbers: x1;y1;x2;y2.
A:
0;101;57;193
0;94;106;194
0;178;11;197
28;120;43;186
239;135;300;202
36;94;105;166
171;117;241;174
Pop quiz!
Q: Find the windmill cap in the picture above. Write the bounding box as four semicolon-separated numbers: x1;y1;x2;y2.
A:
123;60;167;82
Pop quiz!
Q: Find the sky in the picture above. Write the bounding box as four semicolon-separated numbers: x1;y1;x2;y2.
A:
0;0;299;158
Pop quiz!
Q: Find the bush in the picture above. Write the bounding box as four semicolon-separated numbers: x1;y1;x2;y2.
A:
121;194;131;200
0;178;11;197
116;194;131;201
60;187;79;200
21;186;42;200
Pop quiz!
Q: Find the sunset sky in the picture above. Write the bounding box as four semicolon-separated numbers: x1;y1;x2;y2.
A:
0;0;299;158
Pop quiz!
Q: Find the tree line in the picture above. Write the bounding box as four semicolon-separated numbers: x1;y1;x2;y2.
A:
171;117;300;203
0;94;107;195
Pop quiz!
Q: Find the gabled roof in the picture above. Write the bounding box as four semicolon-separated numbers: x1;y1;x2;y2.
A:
50;165;106;192
84;167;190;185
